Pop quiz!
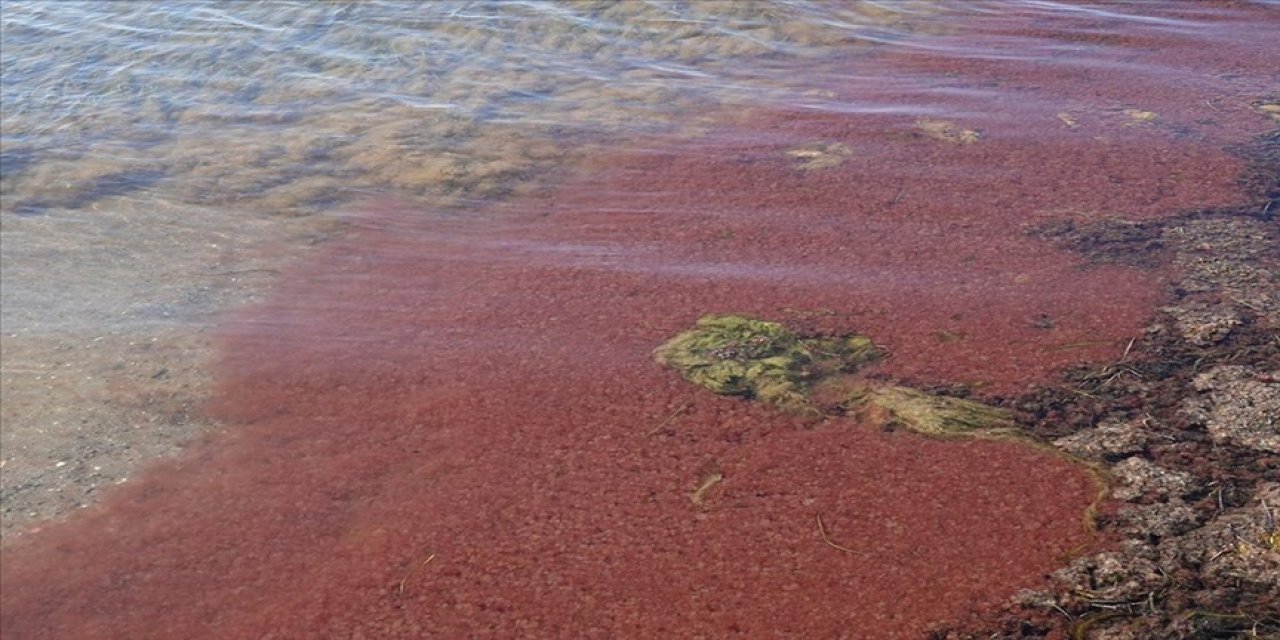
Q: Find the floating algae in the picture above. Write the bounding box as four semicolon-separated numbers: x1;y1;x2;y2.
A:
655;314;1108;529
915;118;981;144
1254;101;1280;123
839;384;1021;439
653;315;1018;436
653;314;882;411
1121;108;1159;126
785;142;853;171
653;314;1022;441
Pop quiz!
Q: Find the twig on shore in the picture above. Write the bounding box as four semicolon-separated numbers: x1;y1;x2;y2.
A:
690;472;723;506
816;515;857;554
1060;384;1097;399
396;552;437;598
889;186;905;207
646;402;691;435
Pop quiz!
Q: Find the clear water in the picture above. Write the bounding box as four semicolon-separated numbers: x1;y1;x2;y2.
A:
2;1;949;215
5;1;1269;217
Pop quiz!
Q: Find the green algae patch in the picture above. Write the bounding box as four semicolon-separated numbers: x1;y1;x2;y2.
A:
653;314;882;411
655;314;1109;533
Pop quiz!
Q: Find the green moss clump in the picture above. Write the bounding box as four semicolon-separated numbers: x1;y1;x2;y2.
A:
653;313;1109;533
653;314;882;410
654;314;1016;435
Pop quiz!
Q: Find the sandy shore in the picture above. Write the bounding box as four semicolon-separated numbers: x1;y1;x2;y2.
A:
1;199;335;536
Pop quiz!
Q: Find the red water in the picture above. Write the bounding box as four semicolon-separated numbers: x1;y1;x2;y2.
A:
4;4;1277;638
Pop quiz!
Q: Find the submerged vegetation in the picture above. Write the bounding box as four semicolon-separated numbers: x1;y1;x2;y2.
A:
915;118;981;144
656;314;1027;440
785;142;854;171
653;314;881;412
841;384;1019;439
655;313;1109;531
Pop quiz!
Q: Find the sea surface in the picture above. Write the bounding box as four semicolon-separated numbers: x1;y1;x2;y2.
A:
4;1;1272;219
1;2;1277;638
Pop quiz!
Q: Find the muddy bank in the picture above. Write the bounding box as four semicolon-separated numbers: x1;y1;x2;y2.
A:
933;132;1279;640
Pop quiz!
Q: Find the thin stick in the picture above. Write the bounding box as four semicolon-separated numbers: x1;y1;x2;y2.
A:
816;515;857;554
646;402;691;436
690;472;723;505
1060;384;1097;399
396;553;437;597
1230;296;1265;313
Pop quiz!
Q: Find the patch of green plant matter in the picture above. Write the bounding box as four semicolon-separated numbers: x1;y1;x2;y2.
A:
655;313;1108;532
654;314;1030;439
653;314;882;411
840;385;1020;439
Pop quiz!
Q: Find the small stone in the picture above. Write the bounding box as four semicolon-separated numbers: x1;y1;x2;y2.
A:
1054;419;1150;460
1184;366;1280;453
1162;302;1241;346
1111;457;1196;502
1116;499;1201;538
1050;551;1165;604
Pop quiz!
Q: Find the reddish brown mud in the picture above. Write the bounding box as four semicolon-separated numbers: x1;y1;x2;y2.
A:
0;201;1103;638
4;5;1277;638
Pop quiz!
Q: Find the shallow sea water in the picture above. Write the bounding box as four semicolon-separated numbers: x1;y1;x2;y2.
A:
1;0;947;215
0;0;952;531
1;2;1278;638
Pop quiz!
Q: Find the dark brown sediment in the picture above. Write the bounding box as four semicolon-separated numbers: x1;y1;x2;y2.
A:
932;129;1280;639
